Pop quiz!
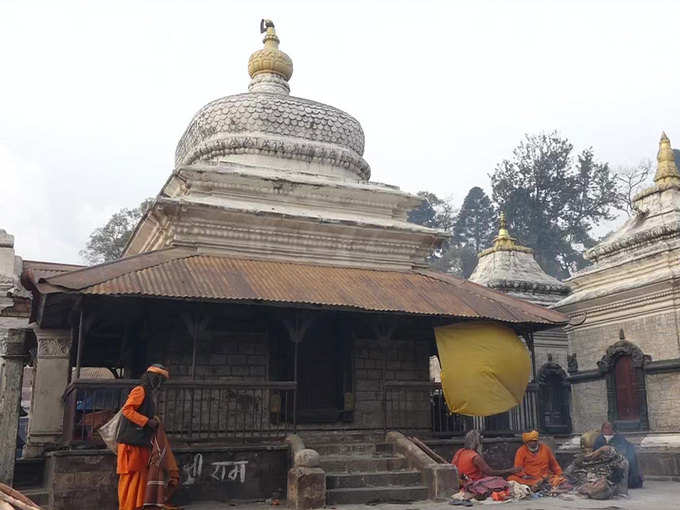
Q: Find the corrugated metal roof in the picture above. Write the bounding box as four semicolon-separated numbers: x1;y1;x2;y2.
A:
38;249;566;327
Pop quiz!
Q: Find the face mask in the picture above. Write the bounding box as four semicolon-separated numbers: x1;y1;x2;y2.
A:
528;444;539;453
604;435;614;442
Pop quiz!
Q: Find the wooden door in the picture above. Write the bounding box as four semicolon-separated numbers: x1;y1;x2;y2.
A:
615;355;639;420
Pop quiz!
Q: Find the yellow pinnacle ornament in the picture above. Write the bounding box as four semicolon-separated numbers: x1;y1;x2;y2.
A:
479;212;533;257
654;132;680;187
248;19;294;81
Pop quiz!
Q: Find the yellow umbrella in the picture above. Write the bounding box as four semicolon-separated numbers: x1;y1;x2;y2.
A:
435;321;530;416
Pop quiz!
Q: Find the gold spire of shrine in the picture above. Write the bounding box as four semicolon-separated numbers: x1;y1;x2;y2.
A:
479;212;533;257
248;19;294;81
654;131;680;187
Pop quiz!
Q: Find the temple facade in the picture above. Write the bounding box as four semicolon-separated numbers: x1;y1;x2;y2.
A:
556;133;680;445
469;215;571;434
5;21;564;509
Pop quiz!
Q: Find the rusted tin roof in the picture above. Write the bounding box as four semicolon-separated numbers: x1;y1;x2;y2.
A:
22;259;85;286
35;248;566;327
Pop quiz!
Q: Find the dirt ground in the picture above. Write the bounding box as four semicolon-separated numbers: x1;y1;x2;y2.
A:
184;480;680;510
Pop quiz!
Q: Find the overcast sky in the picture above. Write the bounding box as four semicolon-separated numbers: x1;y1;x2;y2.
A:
1;0;679;264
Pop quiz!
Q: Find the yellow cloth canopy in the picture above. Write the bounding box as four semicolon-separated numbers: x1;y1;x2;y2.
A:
435;321;531;416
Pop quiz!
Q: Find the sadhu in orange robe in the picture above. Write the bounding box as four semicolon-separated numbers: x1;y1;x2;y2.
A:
117;386;152;510
507;443;566;489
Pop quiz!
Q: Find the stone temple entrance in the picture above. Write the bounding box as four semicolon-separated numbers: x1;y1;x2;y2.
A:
268;313;353;425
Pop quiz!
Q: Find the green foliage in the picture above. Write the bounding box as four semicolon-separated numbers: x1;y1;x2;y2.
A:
491;132;618;278
80;198;153;264
452;187;496;254
407;191;456;231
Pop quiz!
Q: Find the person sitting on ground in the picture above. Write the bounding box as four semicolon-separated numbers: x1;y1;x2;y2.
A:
507;430;568;491
451;430;520;500
564;445;628;500
592;421;643;488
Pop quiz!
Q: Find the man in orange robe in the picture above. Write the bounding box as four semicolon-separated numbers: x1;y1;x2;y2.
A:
507;430;567;489
117;365;169;510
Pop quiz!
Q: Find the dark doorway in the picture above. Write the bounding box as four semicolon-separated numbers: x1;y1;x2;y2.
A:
269;313;352;424
614;355;639;421
296;318;343;423
537;357;571;434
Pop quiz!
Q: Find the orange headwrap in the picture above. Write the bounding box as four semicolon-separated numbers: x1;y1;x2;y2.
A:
522;430;539;443
147;365;170;379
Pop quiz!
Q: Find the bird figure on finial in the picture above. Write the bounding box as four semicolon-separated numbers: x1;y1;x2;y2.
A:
260;18;275;33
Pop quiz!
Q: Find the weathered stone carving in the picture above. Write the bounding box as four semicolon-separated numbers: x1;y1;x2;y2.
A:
36;335;71;358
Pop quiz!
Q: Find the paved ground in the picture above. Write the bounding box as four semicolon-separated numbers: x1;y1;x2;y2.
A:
184;481;680;510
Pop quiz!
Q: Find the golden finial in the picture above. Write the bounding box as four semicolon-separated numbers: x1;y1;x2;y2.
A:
497;212;511;241
654;131;680;186
248;19;293;82
479;212;533;257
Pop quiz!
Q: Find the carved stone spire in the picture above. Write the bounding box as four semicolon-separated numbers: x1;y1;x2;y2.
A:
247;20;294;94
654;131;680;187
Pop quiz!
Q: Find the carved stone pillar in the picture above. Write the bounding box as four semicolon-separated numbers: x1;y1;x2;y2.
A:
24;329;71;457
0;328;26;483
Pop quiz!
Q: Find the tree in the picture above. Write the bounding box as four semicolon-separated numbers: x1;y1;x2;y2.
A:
612;159;653;216
452;187;496;253
491;132;618;279
407;191;468;274
407;191;456;231
80;198;153;264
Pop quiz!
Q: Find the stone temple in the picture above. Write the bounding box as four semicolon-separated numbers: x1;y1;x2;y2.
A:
555;133;680;473
0;21;564;509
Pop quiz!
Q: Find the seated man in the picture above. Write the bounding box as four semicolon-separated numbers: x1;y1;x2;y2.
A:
452;430;520;500
592;422;643;488
507;430;567;490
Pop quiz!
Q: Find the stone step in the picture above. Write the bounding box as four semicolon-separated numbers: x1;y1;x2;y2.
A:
298;430;386;445
320;455;409;473
307;441;392;456
326;470;422;489
326;485;428;505
21;487;49;507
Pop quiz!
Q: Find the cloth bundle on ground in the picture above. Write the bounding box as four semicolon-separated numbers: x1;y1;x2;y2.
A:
564;446;629;500
593;433;643;488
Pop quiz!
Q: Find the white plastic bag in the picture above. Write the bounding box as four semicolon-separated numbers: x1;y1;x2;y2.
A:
97;409;122;454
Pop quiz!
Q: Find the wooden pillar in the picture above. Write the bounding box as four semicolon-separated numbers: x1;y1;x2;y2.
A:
0;328;26;484
24;328;72;457
283;312;313;432
374;318;396;433
524;331;537;382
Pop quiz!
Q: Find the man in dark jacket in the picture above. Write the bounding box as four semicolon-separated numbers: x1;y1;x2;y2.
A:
116;364;169;510
593;422;643;488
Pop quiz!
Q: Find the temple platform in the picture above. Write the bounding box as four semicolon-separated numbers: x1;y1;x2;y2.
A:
185;480;680;510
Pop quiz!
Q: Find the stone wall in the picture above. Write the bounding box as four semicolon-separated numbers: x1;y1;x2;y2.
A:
566;307;680;434
570;312;680;371
148;315;269;382
570;379;607;433
46;445;288;510
646;372;680;431
353;337;430;430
